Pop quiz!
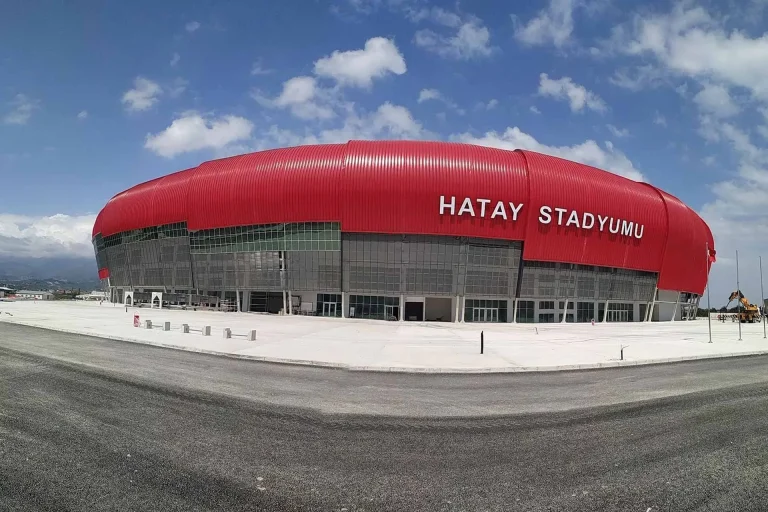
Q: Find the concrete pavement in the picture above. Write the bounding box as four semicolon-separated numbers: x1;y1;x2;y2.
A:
2;300;768;372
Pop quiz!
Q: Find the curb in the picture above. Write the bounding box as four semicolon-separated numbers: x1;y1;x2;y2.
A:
4;318;768;374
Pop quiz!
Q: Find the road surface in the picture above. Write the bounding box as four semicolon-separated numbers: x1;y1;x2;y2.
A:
2;322;768;511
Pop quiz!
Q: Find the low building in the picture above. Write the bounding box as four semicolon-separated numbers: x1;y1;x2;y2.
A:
75;291;108;301
0;286;14;298
16;290;54;300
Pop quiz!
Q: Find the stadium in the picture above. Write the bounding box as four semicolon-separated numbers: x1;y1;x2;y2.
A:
92;140;715;323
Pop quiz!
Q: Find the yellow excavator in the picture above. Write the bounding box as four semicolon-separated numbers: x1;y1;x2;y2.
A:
725;290;761;323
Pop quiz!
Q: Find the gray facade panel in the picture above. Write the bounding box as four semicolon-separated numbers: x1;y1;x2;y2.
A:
95;224;658;311
518;263;657;302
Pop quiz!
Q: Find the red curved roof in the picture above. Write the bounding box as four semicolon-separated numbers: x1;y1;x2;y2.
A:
93;140;715;294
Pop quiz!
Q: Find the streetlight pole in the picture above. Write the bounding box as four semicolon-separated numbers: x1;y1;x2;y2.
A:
737;249;742;341
706;242;712;344
761;256;766;339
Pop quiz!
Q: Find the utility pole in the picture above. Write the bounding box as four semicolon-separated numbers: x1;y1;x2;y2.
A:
761;256;766;339
706;242;712;344
737;249;742;341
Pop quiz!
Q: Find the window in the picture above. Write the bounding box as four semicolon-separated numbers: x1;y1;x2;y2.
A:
190;222;341;253
316;293;342;317
538;313;555;323
576;302;595;323
539;301;555;310
516;300;535;323
464;299;507;323
348;295;399;321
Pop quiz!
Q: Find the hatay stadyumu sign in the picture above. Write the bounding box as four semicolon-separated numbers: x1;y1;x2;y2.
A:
438;196;645;240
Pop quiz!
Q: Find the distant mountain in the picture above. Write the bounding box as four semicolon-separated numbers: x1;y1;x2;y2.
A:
0;256;100;291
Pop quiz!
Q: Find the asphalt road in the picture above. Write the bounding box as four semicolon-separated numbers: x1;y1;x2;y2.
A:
2;323;768;511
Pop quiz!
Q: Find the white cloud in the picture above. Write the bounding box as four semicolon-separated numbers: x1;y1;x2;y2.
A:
185;21;201;33
3;94;40;125
616;5;768;101
251;60;272;76
530;105;541;114
693;83;740;118
314;37;406;88
414;16;493;60
417;88;441;103
607;124;630;138
170;52;180;67
653;112;667;126
609;65;667;91
77;110;88;120
254;76;336;120
0;213;96;258
241;101;432;153
513;0;575;48
457;126;645;181
417;88;465;114
702;155;717;167
121;77;162;112
485;98;499;110
144;112;254;158
538;73;607;113
696;120;768;301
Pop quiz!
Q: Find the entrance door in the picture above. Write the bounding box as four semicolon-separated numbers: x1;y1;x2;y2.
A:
473;307;498;323
385;304;398;321
322;302;336;317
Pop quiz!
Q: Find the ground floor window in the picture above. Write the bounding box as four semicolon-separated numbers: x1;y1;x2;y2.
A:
348;295;399;320
607;302;634;322
538;313;555;323
316;293;342;317
558;313;575;323
464;299;507;323
516;300;535;323
576;301;595;323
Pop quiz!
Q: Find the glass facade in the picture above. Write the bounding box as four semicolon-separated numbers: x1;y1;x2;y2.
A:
464;299;507;323
316;294;342;317
348;295;400;320
93;221;663;322
189;222;340;253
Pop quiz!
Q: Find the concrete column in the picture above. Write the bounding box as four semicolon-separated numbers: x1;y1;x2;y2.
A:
509;299;515;323
561;299;568;323
282;290;287;315
602;300;610;322
459;296;465;323
399;294;404;322
342;292;348;318
454;295;460;323
236;290;241;312
671;293;681;322
288;291;293;315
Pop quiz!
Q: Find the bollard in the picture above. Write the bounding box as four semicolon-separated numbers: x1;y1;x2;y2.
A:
202;325;211;336
144;319;152;329
223;327;232;339
163;321;171;332
181;323;189;333
248;329;257;341
481;330;484;354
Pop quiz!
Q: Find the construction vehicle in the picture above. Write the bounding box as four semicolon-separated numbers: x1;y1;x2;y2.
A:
725;290;761;323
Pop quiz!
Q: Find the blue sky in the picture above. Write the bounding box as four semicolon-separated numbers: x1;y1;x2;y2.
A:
2;0;768;301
